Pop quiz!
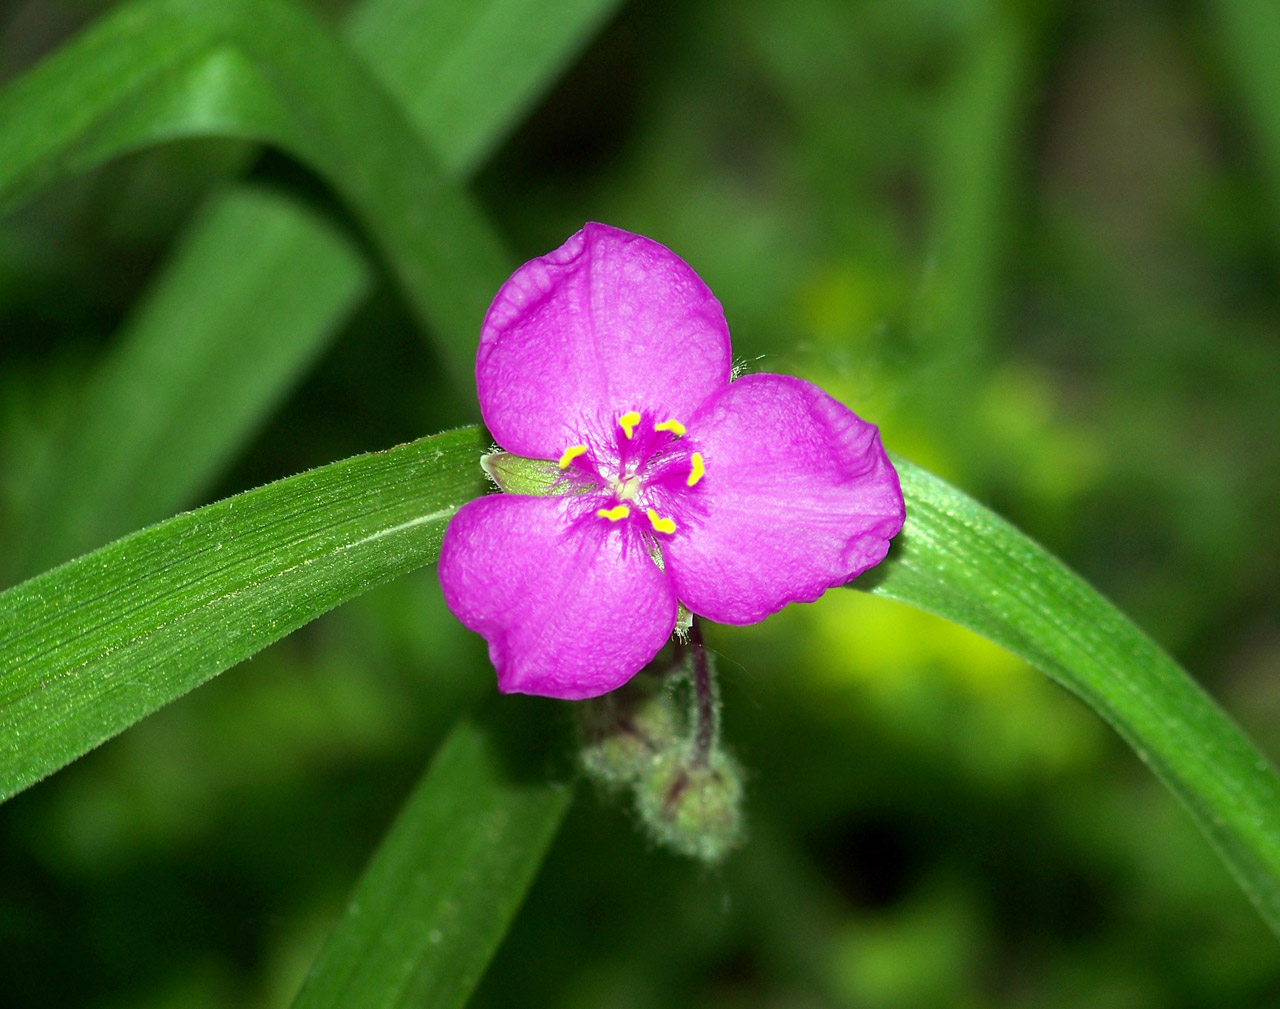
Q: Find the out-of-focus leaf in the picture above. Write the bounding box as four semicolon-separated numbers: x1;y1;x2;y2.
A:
291;713;573;1009
858;456;1280;936
1209;0;1280;240
0;0;510;386
917;7;1036;392
347;0;623;174
0;426;487;803
14;185;371;578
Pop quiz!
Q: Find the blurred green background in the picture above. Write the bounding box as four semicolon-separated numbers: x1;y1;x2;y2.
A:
3;0;1280;1006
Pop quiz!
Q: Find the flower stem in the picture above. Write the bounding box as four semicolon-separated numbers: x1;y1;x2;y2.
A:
688;618;717;767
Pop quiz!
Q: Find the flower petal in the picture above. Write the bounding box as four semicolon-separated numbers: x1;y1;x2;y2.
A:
438;493;677;699
477;223;732;459
664;374;905;624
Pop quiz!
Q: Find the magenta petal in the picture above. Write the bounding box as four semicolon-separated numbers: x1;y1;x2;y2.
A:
438;493;678;699
665;374;905;625
477;223;732;459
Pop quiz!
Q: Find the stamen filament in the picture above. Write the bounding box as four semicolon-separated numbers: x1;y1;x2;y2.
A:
597;504;630;522
558;445;588;469
618;411;642;439
654;418;686;437
647;508;676;534
687;452;706;487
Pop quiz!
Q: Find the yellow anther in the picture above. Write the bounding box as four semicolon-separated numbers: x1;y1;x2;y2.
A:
686;452;706;487
646;508;676;535
654;418;686;437
596;504;631;522
557;445;588;469
618;411;642;439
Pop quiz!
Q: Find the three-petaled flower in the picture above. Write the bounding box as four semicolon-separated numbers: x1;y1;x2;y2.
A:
438;224;905;700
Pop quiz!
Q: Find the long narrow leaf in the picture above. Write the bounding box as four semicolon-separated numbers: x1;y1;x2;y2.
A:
0;426;487;802
347;0;623;175
0;0;510;386
1208;0;1280;241
14;185;372;578
291;714;573;1009
5;403;1280;943
858;456;1280;935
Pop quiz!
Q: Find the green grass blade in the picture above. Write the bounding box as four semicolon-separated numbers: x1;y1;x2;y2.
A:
347;0;623;174
0;0;510;386
14;185;372;578
291;713;573;1009
1208;0;1280;241
917;7;1036;389
859;456;1280;935
0;426;487;803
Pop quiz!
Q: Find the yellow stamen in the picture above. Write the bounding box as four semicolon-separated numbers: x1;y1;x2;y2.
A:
654;418;686;437
558;444;588;469
647;508;676;534
686;452;706;487
618;410;642;439
596;504;630;522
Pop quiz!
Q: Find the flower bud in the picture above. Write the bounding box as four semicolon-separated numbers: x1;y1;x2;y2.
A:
578;674;685;789
634;743;745;864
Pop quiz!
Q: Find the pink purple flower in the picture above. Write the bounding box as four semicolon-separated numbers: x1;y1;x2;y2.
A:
438;224;905;700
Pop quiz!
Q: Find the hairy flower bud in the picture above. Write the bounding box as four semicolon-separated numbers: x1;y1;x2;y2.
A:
634;743;745;864
579;672;684;789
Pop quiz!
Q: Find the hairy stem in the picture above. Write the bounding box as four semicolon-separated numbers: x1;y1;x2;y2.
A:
689;619;716;767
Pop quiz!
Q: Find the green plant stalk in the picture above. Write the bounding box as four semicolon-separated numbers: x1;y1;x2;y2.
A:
915;4;1038;414
858;456;1280;936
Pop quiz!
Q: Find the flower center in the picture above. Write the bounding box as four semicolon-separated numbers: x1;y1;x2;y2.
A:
557;410;705;536
612;474;642;501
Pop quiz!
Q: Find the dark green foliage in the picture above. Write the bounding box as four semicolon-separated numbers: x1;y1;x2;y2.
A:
2;0;1280;1007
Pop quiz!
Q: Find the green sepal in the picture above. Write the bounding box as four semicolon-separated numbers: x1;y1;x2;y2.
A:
481;451;578;496
481;451;560;496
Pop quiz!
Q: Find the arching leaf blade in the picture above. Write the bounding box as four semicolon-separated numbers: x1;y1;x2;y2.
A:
0;0;510;387
857;456;1280;935
0;426;488;803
